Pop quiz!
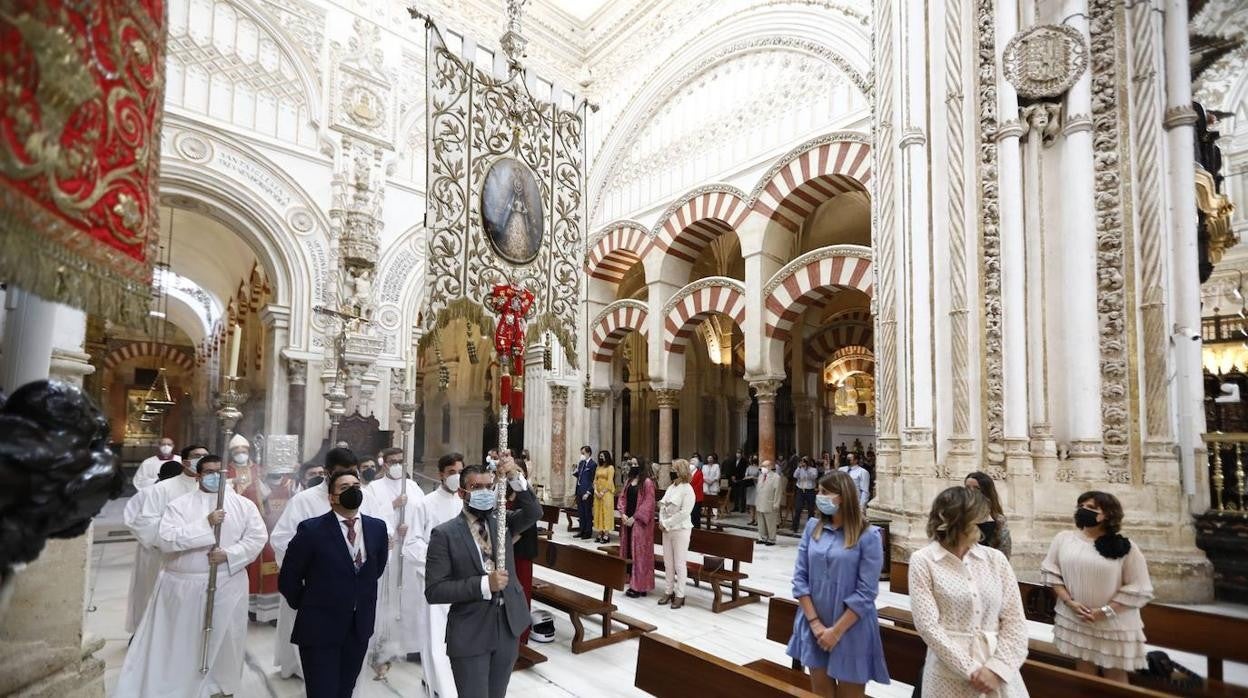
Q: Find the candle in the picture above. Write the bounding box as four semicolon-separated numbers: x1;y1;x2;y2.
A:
227;323;241;377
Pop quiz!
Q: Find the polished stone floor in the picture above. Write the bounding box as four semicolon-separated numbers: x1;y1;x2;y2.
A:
87;494;1246;697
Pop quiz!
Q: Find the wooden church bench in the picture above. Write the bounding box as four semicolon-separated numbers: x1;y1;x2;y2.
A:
531;539;655;654
634;632;819;697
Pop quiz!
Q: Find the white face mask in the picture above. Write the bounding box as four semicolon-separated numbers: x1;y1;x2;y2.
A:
158;445;173;456
232;452;249;465
189;456;203;470
388;464;404;479
443;473;460;492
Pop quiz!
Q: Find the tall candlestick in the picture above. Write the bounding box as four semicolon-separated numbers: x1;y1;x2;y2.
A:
227;323;241;377
404;360;415;391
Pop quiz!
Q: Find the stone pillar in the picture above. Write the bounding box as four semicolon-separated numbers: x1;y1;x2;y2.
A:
456;399;486;466
285;358;307;437
550;384;570;504
654;387;680;488
585;389;609;454
793;395;813;457
0;288;58;390
734;398;750;452
752;379;782;464
261;305;291;437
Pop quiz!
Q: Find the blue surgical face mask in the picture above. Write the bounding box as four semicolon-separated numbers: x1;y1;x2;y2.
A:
468;488;497;512
815;494;839;516
201;472;221;492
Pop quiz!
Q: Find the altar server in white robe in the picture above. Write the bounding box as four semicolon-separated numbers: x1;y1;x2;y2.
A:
269;447;360;679
125;445;208;632
404;452;465;698
362;447;426;677
115;454;267;698
123;445;206;634
133;436;180;490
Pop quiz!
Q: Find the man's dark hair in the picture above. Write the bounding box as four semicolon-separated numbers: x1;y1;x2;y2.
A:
179;444;207;460
328;469;360;493
196;454;222;473
380;446;404;460
158;460;183;481
581;445;592;454
298;461;322;477
437;452;464;472
325;447;358;472
458;463;490;489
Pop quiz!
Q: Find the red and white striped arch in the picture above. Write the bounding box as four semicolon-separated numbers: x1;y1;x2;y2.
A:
102;341;197;373
586;221;651;284
662;278;747;353
651;188;750;263
590;300;649;362
765;252;874;343
826;348;875;385
789;316;874;372
752;139;871;232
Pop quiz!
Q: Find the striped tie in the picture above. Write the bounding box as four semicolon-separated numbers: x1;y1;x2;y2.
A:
345;517;362;571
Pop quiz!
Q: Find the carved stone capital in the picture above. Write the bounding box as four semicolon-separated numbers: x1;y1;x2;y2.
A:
1062;113;1093;136
996;119;1027;141
550;384;570;407
285;358;308;386
900;427;933;449
749;379;783;403
1163;105;1198;130
654;388;681;409
899;127;927;149
584;388;609;409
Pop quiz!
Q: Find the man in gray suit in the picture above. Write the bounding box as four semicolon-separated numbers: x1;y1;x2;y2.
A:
424;457;542;698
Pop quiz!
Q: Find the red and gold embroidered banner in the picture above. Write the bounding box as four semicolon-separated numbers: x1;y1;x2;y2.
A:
0;0;165;324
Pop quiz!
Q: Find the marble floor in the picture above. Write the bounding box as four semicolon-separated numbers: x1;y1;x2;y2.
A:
87;497;1247;697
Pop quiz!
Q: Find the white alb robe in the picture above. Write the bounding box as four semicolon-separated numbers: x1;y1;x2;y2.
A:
133;454;181;491
362;476;426;663
403;486;464;698
114;488;267;698
268;481;330;678
122;491;164;634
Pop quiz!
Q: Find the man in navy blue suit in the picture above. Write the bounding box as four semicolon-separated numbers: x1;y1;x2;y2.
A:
573;446;596;539
278;467;387;698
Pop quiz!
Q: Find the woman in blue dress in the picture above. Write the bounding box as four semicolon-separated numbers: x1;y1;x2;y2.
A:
787;470;890;697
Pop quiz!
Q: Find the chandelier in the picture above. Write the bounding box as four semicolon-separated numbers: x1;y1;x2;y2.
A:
139;210;178;422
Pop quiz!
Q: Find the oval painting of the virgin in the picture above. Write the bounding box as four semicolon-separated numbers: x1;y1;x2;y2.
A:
481;157;544;265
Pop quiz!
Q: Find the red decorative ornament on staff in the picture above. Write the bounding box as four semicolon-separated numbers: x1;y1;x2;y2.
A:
488;283;534;449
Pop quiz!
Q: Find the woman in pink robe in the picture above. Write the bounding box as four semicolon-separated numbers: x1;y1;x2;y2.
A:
618;458;656;597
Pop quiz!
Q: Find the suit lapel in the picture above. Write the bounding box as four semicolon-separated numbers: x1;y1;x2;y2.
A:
324;511;355;572
457;516;487;575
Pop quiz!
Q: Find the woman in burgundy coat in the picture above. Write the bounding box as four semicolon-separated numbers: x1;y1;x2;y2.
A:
617;458;657;597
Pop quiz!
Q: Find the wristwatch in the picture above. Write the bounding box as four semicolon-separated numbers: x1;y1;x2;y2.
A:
1100;604;1116;618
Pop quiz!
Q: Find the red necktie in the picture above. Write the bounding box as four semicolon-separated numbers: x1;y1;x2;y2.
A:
345;517;362;571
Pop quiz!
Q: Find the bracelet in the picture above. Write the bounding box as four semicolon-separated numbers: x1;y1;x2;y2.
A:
1100;605;1116;618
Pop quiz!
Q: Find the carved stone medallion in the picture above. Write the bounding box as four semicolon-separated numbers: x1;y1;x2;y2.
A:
344;84;385;129
1002;25;1088;100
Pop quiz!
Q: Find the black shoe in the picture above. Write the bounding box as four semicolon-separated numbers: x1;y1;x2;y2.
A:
625;589;639;598
406;652;420;663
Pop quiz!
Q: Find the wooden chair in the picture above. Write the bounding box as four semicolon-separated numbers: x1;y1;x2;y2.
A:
531;539;656;653
538;504;561;540
634;633;819;697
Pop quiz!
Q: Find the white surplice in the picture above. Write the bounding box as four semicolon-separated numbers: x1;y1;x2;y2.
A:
133;454;181;491
361;476;426;664
114;488;267;698
126;473;201;636
403;485;464;698
122;491;164;634
268;481;330;678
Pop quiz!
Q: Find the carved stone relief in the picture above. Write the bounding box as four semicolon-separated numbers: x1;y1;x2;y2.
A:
1002;25;1088;101
975;0;1005;465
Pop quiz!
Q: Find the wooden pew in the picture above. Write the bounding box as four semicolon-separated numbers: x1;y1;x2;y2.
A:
891;559;1248;695
531;538;656;653
538;504;561;540
634;633;819;697
756;596;1168;697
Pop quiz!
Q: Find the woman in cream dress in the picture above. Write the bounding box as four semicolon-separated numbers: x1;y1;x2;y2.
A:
909;487;1029;697
1041;490;1153;682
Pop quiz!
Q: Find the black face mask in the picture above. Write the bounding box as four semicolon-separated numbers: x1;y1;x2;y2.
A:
1074;507;1100;529
977;520;998;542
669;471;677;481
629;466;641;477
306;475;325;488
338;486;364;510
361;467;378;482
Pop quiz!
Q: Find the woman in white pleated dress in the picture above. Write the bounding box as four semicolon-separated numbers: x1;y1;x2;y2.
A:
909;487;1029;697
1041;490;1153;683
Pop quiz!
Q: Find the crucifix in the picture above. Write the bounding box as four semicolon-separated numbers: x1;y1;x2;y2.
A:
313;304;372;443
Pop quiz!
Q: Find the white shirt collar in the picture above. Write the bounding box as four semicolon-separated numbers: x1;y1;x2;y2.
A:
929;540;987;562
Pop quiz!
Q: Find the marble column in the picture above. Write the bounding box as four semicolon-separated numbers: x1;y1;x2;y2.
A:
0;288;58;390
752;379;782;464
654;387;680;488
285;358;307;437
261;305;290;437
585;389;609;454
734;398;751;452
550;385;570;504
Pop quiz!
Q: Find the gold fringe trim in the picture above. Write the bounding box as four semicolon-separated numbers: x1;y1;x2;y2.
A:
525;312;578;369
0;192;152;328
418;298;496;353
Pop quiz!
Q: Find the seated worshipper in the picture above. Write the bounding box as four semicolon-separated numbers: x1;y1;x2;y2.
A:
123;445;205;637
115;454;268;697
133;436;180;490
269;448;360;680
425;459;542;698
404;452;467;698
787;471;889;697
361;446;426;679
910;487;1028;697
279;469;387;698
